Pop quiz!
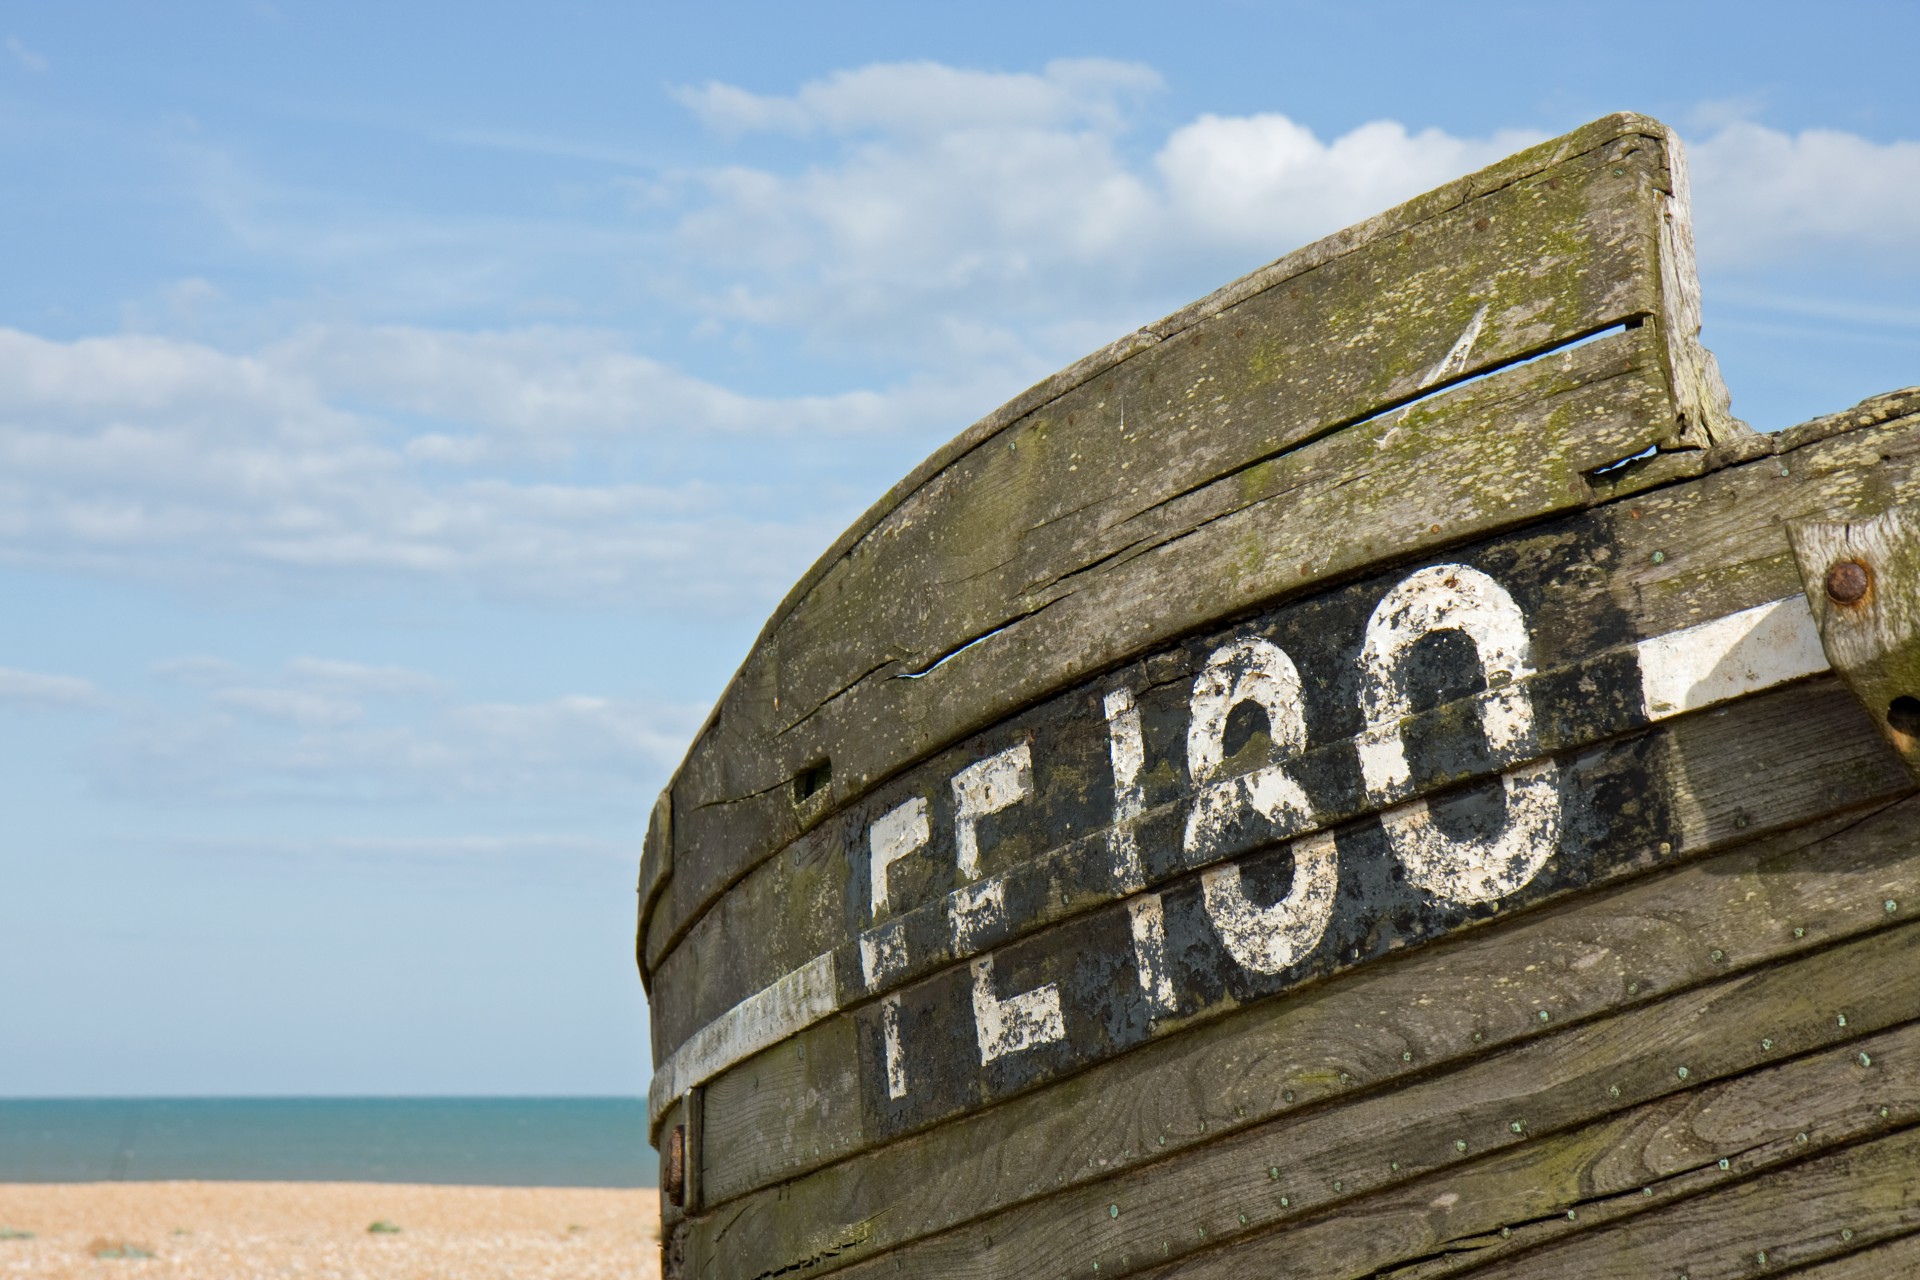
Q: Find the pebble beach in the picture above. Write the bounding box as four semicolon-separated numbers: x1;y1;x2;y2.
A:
0;1182;661;1280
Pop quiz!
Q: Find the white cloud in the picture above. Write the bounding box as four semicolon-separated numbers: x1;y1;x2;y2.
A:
0;324;891;608
214;685;363;727
93;680;703;806
1688;120;1920;268
5;36;48;74
1156;115;1542;246
673;58;1162;138
284;656;440;697
0;666;98;705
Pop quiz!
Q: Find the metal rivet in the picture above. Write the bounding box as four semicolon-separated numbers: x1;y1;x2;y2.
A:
1455;1139;1468;1152
1718;1158;1730;1170
1825;560;1870;605
1860;1052;1873;1067
1109;1204;1119;1219
1677;1066;1690;1080
1651;550;1667;565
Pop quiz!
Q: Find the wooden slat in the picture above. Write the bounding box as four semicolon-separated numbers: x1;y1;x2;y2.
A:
715;930;1920;1280
648;395;1920;1060
688;784;1919;1275
1120;1036;1920;1280
645;114;1728;974
1775;1230;1920;1279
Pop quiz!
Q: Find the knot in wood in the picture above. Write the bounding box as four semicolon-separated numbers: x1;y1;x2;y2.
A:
1825;559;1871;605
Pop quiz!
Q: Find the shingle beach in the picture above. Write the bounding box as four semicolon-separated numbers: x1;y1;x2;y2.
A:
0;1182;660;1279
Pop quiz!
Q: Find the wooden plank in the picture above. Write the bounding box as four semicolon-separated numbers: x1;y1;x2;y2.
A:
650;318;1680;1008
646;114;1724;972
649;537;1831;1067
669;665;1906;1147
649;398;1920;1058
1790;503;1920;778
689;785;1919;1275
724;948;1920;1280
1116;1031;1920;1280
1777;1230;1920;1279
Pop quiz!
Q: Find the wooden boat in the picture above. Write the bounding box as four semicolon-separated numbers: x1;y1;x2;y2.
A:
636;112;1920;1278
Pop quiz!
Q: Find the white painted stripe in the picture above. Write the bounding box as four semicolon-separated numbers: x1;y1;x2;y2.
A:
650;596;1836;1126
1637;597;1828;722
648;949;839;1127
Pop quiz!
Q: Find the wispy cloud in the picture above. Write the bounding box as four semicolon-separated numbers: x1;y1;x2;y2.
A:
0;666;98;705
5;35;48;74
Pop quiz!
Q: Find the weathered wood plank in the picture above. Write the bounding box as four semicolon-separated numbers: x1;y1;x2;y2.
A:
647;114;1721;973
1119;1032;1920;1280
673;666;1906;1155
1776;1230;1920;1279
734;956;1920;1280
1790;503;1920;778
690;785;1919;1274
649;399;1920;1066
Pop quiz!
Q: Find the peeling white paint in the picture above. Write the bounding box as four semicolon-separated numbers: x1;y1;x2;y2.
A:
1104;687;1147;892
950;874;1008;951
1379;757;1561;905
1359;565;1559;904
1200;831;1339;973
952;742;1034;879
1638;596;1827;721
881;993;908;1099
970;954;1066;1064
1127;892;1176;1013
869;796;930;919
859;918;909;988
1422;302;1490;388
1184;637;1316;856
648;950;839;1127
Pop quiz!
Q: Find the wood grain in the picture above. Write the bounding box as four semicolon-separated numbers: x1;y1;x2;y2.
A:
689;786;1919;1274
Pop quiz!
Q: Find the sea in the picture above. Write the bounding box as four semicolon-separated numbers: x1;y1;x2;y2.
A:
0;1098;655;1187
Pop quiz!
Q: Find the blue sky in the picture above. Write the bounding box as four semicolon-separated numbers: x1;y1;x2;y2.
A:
3;1;1918;1096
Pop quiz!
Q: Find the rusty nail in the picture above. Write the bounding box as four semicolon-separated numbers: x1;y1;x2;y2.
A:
664;1125;686;1207
1826;559;1870;604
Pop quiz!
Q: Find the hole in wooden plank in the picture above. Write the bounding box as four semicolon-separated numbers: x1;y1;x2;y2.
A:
792;758;832;805
1888;695;1920;738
